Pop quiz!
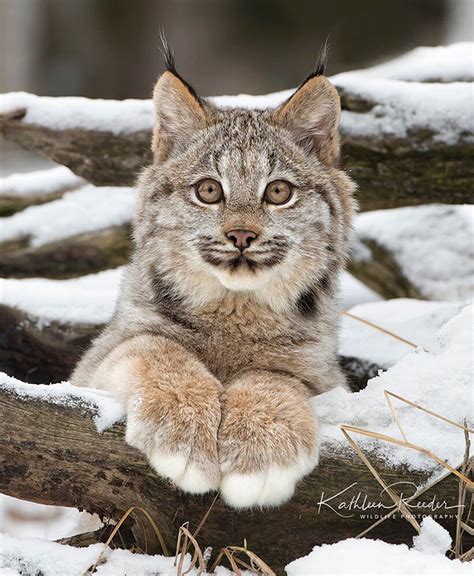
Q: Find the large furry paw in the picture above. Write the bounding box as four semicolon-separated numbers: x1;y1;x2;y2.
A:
218;372;319;508
126;412;221;494
220;451;318;508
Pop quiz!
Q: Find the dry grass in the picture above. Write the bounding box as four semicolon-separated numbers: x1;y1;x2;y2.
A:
84;505;169;575
342;311;418;349
341;390;473;557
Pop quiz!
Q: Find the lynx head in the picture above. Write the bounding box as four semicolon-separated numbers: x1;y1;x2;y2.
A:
134;43;356;312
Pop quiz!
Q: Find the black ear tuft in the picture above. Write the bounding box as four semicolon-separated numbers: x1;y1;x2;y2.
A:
157;29;202;103
159;29;176;73
301;37;330;85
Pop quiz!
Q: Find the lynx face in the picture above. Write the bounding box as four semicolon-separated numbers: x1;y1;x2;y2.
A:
134;62;356;310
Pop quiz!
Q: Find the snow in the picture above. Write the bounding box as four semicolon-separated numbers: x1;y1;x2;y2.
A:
0;268;122;326
316;304;473;472
0;495;102;541
341;272;382;310
0;534;236;576
353;43;474;82
0;91;154;135
412;517;452;555
339;298;465;367
1;43;472;151
355;205;474;301
286;523;468;575
0;165;84;197
0;185;136;247
0;372;125;432
335;76;474;149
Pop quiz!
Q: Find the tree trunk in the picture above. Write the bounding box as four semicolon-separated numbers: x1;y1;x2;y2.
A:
0;382;461;574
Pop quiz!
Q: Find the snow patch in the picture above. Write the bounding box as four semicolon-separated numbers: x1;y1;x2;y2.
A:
0;534;236;576
353;42;474;82
0;185;136;247
317;304;473;472
0;166;85;198
0;372;125;432
0;92;154;135
285;536;470;575
0;268;122;326
339;298;464;367
412;517;452;555
355;205;474;301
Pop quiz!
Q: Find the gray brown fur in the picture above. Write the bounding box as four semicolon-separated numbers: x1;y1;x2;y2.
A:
71;60;357;508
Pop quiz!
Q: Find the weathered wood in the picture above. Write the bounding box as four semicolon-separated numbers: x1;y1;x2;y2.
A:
0;190;74;218
348;238;423;300
2;97;473;212
0;384;460;573
0;304;378;388
0;224;131;279
0;305;101;383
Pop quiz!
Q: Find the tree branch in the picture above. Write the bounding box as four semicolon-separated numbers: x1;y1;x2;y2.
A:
0;381;460;573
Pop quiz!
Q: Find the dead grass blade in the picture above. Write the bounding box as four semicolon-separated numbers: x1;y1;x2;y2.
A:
384;390;474;436
340;426;421;533
175;523;206;576
342;311;418;349
210;543;276;576
340;424;474;487
453;427;472;559
84;506;169;575
356;466;454;538
174;493;219;569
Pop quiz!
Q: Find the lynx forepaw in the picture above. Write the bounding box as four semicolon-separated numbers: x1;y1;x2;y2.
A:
218;372;319;508
220;450;318;508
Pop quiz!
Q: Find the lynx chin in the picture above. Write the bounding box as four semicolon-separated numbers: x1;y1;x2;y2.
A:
71;42;357;508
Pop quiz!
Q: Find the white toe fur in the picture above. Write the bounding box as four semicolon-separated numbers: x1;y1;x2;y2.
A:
220;450;318;508
149;448;219;494
149;449;188;481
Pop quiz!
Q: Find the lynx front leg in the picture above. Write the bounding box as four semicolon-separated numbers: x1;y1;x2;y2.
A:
88;334;223;494
218;370;319;508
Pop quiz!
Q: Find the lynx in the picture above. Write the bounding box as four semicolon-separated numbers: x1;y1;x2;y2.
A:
71;43;357;508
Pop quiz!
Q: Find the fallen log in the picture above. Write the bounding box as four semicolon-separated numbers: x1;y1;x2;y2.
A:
0;224;131;279
0;381;460;574
0;304;378;389
0;166;86;217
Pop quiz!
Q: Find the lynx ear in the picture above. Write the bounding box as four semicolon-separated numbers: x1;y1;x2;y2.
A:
272;73;341;166
152;70;207;161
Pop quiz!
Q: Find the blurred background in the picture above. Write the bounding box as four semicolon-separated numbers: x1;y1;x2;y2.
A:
1;0;473;100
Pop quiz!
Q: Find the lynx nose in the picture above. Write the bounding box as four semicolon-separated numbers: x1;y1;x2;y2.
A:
226;229;258;251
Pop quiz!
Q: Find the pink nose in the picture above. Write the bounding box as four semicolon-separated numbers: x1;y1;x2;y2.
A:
226;229;258;251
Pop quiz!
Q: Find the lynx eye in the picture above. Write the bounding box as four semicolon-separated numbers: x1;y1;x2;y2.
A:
195;179;223;204
264;180;292;205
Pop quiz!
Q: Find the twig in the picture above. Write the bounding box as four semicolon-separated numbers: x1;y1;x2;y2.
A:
342;311;418;348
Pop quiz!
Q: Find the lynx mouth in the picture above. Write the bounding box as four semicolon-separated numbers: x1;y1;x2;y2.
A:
200;250;286;272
